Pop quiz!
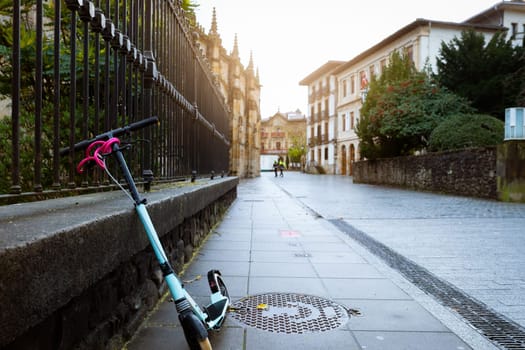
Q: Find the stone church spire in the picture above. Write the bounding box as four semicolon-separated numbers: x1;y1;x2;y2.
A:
210;7;218;35
247;51;254;71
232;33;239;58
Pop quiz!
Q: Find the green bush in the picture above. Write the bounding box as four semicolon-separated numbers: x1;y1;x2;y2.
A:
428;113;504;152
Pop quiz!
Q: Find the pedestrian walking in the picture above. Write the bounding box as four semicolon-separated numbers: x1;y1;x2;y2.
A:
273;160;278;177
278;158;285;177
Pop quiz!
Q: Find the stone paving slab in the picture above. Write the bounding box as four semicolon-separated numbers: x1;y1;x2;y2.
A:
125;173;496;350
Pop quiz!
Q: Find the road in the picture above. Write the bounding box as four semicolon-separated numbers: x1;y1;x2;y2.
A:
270;171;525;341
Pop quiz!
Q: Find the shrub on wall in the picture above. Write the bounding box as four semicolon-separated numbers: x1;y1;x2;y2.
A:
428;113;504;152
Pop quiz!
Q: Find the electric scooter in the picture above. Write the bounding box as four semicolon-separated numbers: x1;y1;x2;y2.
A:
62;116;229;350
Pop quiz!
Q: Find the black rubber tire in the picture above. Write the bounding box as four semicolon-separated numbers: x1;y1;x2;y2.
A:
216;274;229;300
179;311;209;350
207;270;229;299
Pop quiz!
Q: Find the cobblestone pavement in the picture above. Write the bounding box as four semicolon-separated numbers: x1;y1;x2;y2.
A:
274;172;525;329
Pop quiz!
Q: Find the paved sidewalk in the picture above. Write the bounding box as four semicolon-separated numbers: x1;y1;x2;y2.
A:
126;174;496;350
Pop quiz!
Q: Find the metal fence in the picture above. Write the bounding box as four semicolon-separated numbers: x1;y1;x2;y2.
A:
1;0;230;203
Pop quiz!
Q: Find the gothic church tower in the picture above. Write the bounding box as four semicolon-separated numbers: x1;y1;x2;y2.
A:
195;8;261;177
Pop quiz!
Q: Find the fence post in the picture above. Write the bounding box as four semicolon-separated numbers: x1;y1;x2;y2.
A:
10;0;21;194
142;0;156;182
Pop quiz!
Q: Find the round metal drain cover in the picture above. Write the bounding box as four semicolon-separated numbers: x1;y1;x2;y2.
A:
229;293;349;334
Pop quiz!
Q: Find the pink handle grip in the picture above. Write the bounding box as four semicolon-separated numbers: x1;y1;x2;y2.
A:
76;138;120;174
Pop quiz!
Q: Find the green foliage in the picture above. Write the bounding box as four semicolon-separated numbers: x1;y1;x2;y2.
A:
428;114;504;152
181;0;199;26
436;30;525;119
287;135;307;164
0;108;57;192
0;0;115;192
356;51;474;160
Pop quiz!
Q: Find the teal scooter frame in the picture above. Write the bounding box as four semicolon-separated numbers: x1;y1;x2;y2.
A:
62;116;229;350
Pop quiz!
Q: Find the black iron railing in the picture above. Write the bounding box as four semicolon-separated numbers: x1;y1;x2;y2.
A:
1;0;230;203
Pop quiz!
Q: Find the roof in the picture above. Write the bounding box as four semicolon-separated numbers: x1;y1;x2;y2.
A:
261;112;306;124
332;18;503;75
464;1;525;24
299;60;345;85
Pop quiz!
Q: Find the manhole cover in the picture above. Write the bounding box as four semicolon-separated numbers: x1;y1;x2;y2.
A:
229;293;350;334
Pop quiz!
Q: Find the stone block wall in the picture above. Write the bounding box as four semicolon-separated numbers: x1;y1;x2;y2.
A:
353;147;498;199
0;178;238;350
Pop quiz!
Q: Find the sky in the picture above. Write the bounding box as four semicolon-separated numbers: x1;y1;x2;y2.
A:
195;0;500;119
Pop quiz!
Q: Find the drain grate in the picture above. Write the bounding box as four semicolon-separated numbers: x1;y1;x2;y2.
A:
330;219;525;350
229;293;350;334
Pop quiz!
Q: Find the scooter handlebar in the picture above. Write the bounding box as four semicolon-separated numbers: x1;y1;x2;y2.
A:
60;116;159;156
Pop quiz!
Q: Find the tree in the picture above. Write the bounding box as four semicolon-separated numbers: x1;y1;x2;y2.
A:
356;52;473;160
428;113;504;152
181;0;199;26
436;30;525;120
287;135;307;168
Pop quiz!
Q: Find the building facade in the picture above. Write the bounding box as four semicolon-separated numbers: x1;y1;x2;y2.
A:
195;9;261;178
260;110;306;171
301;1;525;176
299;61;344;174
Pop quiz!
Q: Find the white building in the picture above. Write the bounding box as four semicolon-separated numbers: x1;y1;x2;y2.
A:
301;1;525;176
299;61;345;174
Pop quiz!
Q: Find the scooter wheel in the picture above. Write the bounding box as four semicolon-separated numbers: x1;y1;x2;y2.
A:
179;310;211;350
207;270;229;299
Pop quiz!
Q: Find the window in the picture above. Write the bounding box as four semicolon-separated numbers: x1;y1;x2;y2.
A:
512;22;518;39
324;147;328;160
311;150;315;162
342;79;347;97
350;75;355;94
369;65;375;80
350;112;355;130
276;142;281;150
359;71;368;90
341;113;346;131
380;59;387;74
405;45;414;63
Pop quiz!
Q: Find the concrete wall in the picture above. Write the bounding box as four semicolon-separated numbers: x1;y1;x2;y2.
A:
0;177;238;349
353;147;498;200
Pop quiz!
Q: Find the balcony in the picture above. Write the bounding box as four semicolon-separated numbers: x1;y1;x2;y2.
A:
271;132;285;138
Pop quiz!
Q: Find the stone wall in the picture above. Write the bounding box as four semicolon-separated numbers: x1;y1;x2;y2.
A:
353;147;498;199
0;178;238;350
